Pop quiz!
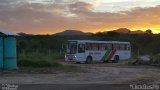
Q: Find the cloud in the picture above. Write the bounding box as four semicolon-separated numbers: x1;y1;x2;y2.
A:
90;0;160;12
0;0;160;34
69;1;94;13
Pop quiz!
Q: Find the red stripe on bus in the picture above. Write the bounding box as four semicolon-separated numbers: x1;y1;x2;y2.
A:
108;50;116;61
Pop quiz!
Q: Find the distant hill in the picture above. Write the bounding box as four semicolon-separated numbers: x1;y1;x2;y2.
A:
131;30;146;34
0;32;17;36
17;32;33;36
114;28;130;33
16;28;148;36
110;28;146;34
54;30;92;36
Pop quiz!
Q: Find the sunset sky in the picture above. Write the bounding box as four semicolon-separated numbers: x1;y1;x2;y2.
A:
0;0;160;34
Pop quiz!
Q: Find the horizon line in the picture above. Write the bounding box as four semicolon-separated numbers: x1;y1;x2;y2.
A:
15;29;159;35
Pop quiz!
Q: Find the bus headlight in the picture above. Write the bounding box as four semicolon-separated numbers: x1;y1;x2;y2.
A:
74;55;77;58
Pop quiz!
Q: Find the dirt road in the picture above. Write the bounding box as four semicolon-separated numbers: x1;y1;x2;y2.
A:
0;61;160;84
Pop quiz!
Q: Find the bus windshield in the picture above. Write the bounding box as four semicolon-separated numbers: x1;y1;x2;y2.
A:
67;41;77;54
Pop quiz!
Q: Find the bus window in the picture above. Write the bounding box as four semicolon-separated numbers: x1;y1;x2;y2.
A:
120;44;125;50
99;44;112;50
86;43;90;50
107;44;112;50
99;43;106;50
126;44;130;50
92;43;99;50
67;41;77;54
113;44;120;50
78;44;85;53
124;44;130;50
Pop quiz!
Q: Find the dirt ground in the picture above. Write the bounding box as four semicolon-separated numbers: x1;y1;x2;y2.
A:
0;61;160;84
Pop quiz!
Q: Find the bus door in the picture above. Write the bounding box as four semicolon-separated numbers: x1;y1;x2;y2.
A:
77;44;85;60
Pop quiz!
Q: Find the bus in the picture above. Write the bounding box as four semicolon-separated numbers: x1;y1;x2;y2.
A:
65;40;131;63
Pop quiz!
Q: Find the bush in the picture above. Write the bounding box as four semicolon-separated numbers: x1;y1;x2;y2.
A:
35;60;62;67
150;54;160;65
18;59;35;67
18;51;64;62
35;60;52;67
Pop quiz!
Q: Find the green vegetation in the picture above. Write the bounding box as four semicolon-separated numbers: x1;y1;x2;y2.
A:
18;52;64;62
93;31;160;55
17;35;92;67
17;31;160;67
18;59;62;67
17;35;65;67
17;51;64;67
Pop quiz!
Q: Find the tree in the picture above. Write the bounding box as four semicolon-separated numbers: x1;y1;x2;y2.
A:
107;31;120;37
145;29;153;34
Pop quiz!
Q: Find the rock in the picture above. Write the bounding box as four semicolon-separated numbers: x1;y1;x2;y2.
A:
150;54;160;65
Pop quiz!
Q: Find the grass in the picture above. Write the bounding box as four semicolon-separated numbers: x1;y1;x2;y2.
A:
18;51;64;61
16;51;84;73
18;65;84;74
17;51;65;67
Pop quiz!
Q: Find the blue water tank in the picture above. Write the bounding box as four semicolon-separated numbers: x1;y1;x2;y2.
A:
0;37;3;68
4;37;17;69
0;32;17;70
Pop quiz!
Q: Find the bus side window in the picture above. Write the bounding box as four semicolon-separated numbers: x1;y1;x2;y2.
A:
113;44;119;50
99;43;105;50
126;44;130;50
103;44;108;50
78;44;85;53
97;43;99;50
124;44;130;50
92;43;98;51
107;44;112;50
120;44;125;50
86;43;90;50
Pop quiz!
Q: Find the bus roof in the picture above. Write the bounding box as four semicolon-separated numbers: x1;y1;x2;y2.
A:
68;40;130;44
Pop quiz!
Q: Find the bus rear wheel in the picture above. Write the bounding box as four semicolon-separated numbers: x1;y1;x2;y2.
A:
86;57;92;64
113;55;119;63
158;59;160;65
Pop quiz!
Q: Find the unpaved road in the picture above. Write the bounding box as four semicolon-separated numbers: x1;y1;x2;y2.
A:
0;61;160;84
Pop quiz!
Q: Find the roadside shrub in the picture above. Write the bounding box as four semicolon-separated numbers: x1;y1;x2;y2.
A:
18;51;64;62
35;60;62;67
50;62;62;67
35;60;52;67
18;60;62;67
18;60;35;67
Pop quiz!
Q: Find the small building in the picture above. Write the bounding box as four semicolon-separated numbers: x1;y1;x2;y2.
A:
0;32;17;70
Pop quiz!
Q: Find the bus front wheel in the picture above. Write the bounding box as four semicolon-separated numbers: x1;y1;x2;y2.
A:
86;56;92;64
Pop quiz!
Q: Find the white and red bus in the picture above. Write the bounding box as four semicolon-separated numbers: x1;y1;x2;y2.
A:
65;40;131;63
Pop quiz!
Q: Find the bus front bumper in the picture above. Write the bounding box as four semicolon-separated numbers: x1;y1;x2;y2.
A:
65;54;77;62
